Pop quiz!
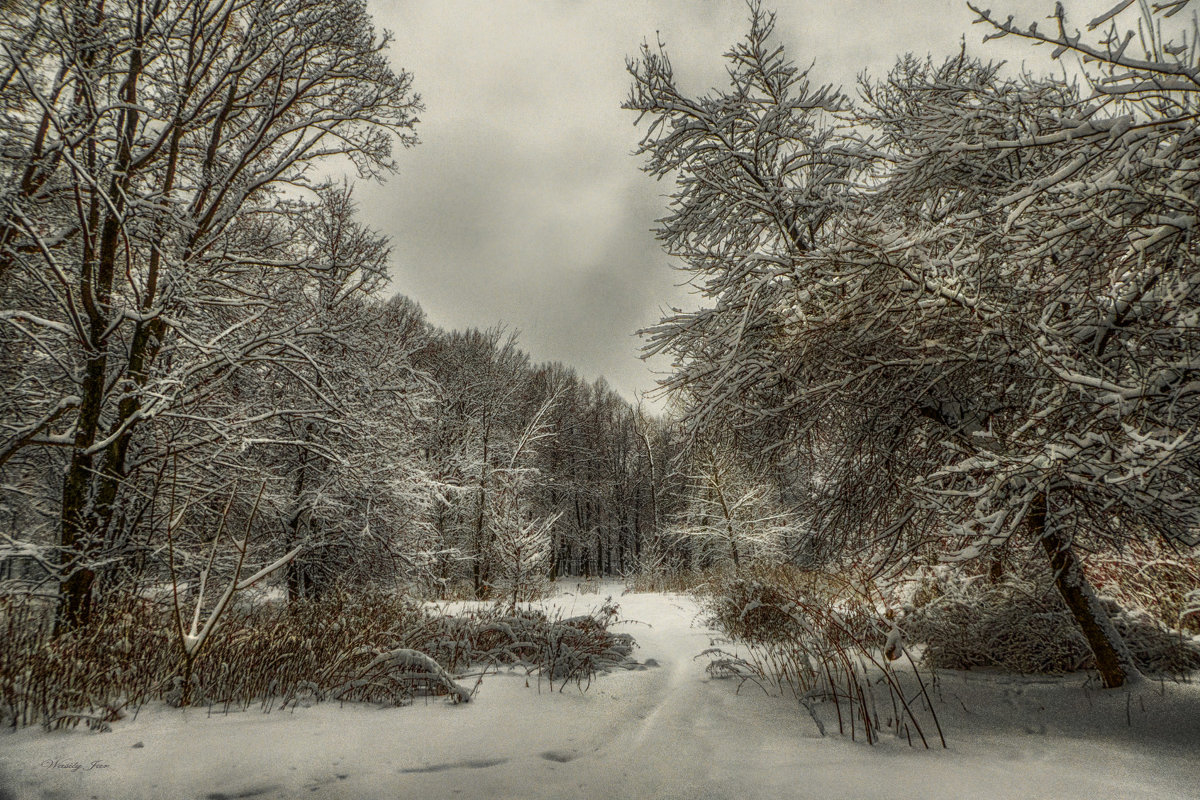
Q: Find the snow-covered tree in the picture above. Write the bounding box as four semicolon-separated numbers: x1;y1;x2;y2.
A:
628;1;1200;687
673;432;789;570
418;328;532;597
251;278;437;600
488;480;558;608
625;3;861;447
0;0;420;630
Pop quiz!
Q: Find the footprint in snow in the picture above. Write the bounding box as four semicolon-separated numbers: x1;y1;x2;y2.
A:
400;758;508;774
205;787;278;800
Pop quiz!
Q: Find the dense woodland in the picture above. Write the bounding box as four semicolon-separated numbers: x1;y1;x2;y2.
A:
0;0;1198;743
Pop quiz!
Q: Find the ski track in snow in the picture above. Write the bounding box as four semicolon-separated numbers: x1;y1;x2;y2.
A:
2;587;1199;800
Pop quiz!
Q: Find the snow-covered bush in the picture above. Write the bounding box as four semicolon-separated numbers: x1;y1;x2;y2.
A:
900;566;1094;675
1085;545;1200;636
705;567;857;645
900;559;1200;679
430;599;636;689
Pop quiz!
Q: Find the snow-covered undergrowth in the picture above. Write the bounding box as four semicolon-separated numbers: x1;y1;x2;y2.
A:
898;558;1200;678
1085;544;1200;636
695;556;1200;751
0;587;635;731
2;587;1198;800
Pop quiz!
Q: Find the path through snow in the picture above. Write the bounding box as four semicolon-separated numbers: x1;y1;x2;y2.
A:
2;588;1198;799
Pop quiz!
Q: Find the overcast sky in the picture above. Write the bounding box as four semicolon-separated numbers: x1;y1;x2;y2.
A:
357;0;1102;406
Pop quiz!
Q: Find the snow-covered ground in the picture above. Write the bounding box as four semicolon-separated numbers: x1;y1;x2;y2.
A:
2;586;1198;800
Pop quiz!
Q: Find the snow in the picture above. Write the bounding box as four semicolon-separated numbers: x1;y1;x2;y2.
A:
2;586;1198;799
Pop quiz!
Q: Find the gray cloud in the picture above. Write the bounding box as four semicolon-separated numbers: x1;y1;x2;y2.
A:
357;0;1102;406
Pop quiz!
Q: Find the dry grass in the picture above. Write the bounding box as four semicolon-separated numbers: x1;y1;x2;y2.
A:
0;587;635;730
698;564;944;748
0;593;176;730
421;577;557;604
623;566;735;595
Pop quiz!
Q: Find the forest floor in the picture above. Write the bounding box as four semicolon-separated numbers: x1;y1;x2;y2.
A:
2;585;1199;800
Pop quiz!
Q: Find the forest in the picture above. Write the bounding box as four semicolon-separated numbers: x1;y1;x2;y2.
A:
1;1;1199;798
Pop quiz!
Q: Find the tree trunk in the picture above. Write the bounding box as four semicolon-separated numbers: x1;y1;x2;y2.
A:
633;505;642;563
55;24;147;634
548;530;559;581
473;423;490;599
1030;492;1141;688
547;487;559;581
285;430;312;603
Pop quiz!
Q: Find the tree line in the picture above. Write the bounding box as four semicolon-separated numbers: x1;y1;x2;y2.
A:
6;0;1197;694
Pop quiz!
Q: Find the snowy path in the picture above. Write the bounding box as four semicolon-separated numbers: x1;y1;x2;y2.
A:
2;589;1199;800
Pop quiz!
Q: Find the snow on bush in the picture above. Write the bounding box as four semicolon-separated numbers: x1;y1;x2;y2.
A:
421;599;637;689
1085;544;1200;636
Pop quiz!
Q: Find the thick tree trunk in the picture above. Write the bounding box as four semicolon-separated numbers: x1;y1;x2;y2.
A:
55;23;149;634
473;485;486;598
618;525;626;575
1030;492;1141;688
